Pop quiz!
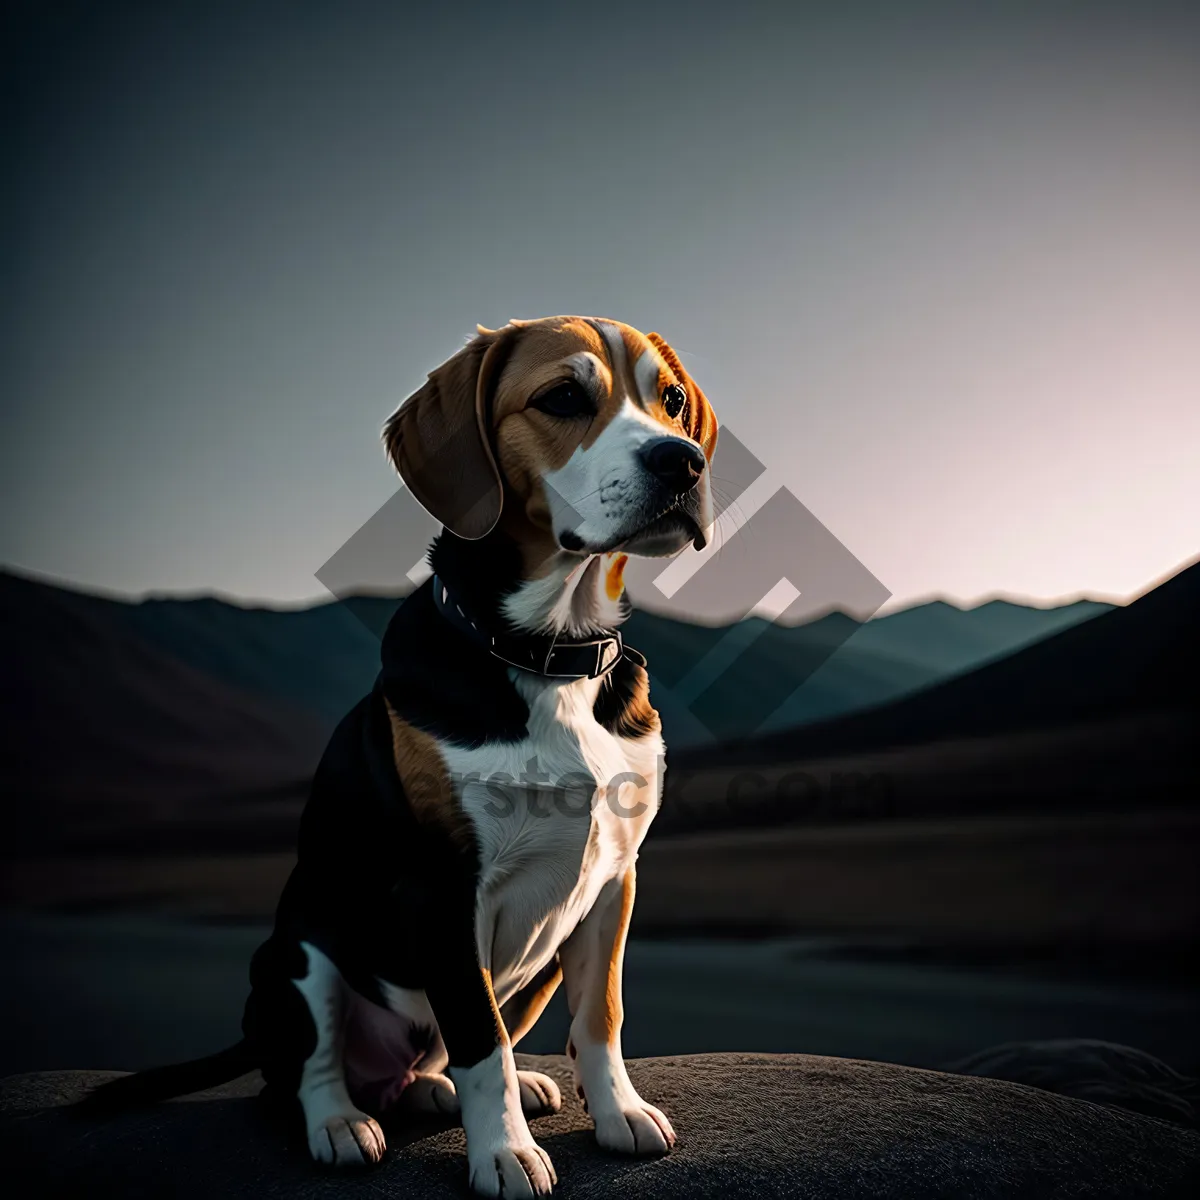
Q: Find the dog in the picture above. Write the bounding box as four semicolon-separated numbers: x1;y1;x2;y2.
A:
81;316;718;1197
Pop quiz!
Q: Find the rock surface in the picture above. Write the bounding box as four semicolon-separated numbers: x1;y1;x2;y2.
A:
4;1053;1198;1198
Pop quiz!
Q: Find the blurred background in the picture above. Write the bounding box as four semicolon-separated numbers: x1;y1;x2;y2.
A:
1;0;1197;1102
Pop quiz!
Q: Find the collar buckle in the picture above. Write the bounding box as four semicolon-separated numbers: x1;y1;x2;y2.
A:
541;630;624;679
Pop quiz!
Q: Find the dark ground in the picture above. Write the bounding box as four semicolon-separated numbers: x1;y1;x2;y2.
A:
7;1054;1198;1199
2;912;1196;1081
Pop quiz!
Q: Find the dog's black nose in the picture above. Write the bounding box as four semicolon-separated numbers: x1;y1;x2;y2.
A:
640;438;706;495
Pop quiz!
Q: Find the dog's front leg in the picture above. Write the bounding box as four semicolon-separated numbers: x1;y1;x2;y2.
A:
559;866;676;1155
425;904;556;1198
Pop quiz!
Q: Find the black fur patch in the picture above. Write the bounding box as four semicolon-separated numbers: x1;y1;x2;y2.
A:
409;1023;438;1058
379;534;532;748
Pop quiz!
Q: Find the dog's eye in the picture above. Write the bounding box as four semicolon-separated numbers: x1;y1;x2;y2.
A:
531;382;593;419
662;383;688;420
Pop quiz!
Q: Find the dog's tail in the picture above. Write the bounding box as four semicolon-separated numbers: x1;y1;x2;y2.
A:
74;1039;258;1116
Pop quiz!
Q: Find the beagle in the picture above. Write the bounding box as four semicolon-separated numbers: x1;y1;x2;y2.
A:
80;316;718;1198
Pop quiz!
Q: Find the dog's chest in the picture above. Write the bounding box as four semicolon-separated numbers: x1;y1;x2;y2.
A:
439;671;661;1004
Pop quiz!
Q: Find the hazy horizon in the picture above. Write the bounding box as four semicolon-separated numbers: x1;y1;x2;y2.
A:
3;2;1198;616
9;551;1198;622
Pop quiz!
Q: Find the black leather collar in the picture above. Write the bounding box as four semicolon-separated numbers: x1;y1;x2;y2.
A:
431;574;630;680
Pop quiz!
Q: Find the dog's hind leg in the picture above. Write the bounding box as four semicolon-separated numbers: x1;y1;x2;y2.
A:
393;1069;460;1115
396;1067;560;1119
387;961;565;1120
292;941;386;1167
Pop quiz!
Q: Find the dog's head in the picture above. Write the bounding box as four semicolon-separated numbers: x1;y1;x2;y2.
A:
383;316;718;559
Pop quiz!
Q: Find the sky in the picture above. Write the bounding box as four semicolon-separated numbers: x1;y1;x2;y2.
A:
3;1;1198;614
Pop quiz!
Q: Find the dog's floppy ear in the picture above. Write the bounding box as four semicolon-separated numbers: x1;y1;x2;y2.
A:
647;331;719;462
383;325;516;540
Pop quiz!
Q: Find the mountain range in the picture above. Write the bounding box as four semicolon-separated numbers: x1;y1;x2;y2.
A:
679;555;1198;769
0;562;1161;858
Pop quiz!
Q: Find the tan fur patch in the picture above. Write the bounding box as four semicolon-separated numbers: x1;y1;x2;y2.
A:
481;966;511;1049
489;319;616;563
586;868;637;1046
647;330;719;459
610;661;660;741
382;325;517;540
385;702;476;855
604;553;628;601
495;317;614;453
504;964;564;1047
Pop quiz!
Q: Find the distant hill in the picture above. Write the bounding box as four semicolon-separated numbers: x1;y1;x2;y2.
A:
0;569;1110;752
0;571;327;857
104;590;389;726
677;558;1199;771
628;596;1112;742
0;565;1123;856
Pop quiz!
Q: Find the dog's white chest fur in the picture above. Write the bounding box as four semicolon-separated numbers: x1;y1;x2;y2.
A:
439;670;662;1005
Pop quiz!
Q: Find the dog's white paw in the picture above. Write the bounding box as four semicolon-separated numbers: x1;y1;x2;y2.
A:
468;1139;557;1197
397;1072;460;1114
516;1069;562;1115
308;1110;386;1166
591;1095;675;1156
